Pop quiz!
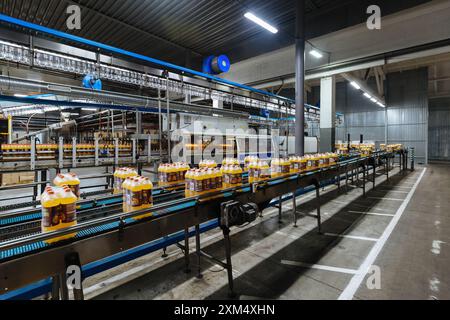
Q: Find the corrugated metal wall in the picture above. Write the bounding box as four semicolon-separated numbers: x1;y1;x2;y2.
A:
336;68;429;164
429;98;450;162
386;68;429;164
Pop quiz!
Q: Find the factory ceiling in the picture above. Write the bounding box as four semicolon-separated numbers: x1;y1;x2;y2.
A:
0;0;431;70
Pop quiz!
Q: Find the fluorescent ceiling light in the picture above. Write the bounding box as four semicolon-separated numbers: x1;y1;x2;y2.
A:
377;102;385;108
309;50;323;59
82;107;98;111
363;93;372;99
14;94;28;98
244;12;278;34
350;81;361;90
370;98;377;103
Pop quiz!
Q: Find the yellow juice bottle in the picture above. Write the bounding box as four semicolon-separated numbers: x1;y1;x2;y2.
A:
259;161;270;180
201;169;209;194
54;173;81;199
229;165;237;185
135;177;153;220
300;157;307;172
113;168;121;194
185;170;192;197
122;177;131;213
129;178;142;212
221;165;228;186
207;168;215;190
235;165;243;185
41;187;61;240
271;159;279;178
42;186;77;244
248;162;257;183
215;168;223;190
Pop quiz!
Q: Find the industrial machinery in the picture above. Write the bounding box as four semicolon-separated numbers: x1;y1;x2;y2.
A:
0;136;154;172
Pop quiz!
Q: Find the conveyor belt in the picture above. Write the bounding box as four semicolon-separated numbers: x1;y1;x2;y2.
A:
0;150;408;298
0;200;198;261
0;156;374;260
0;186;186;241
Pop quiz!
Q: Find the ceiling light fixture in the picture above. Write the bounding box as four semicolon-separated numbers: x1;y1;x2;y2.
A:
244;12;278;34
309;50;323;59
363;93;372;99
350;81;361;90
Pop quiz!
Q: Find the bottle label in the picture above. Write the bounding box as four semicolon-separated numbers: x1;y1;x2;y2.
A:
42;206;57;228
70;185;80;198
131;191;141;208
195;180;203;192
142;189;152;206
62;203;76;223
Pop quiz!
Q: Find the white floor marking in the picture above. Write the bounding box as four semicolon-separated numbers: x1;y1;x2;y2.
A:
368;197;404;201
431;240;445;255
377;187;412;191
348;210;395;217
429;276;440;293
281;260;359;275
373;190;409;194
339;168;427;300
324;233;379;242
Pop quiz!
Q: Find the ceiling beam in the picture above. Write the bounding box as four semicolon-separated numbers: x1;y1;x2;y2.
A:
66;0;203;57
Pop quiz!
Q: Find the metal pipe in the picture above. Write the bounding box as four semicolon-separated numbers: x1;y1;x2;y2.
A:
158;88;162;159
166;80;171;163
295;0;305;156
0;75;249;118
13;119;77;143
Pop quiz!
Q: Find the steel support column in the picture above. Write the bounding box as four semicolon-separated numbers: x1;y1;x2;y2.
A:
295;0;305;156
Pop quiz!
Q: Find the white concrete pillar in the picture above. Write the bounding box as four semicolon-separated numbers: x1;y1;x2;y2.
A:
320;76;336;152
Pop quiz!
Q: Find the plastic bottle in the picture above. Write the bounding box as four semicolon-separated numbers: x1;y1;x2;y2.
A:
259;161;271;180
135;177;153;220
200;169;209;193
207;168;215;190
54;173;81;199
235;165;243;184
41;186;60;236
215;168;223;190
113;168;122;194
128;178;142;212
300;157;307;172
122;177;131;213
59;186;78;229
193;170;203;194
41;186;77;244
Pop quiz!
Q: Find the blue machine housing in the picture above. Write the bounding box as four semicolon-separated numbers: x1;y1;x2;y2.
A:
202;55;231;75
82;74;102;90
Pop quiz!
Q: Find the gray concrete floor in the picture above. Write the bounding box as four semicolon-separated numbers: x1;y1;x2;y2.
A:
74;163;450;300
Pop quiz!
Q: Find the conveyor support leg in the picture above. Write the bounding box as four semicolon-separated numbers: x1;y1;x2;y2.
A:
183;228;191;273
292;192;298;227
195;224;203;279
315;184;322;234
222;226;235;298
278;196;283;224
